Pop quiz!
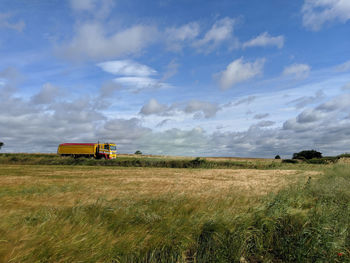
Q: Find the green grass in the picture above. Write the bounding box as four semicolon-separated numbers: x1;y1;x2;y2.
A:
0;153;332;170
1;161;349;262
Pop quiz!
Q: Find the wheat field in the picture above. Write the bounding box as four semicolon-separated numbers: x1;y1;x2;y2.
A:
0;164;322;262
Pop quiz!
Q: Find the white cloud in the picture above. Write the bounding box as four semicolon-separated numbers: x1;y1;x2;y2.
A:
60;22;158;61
217;58;265;90
97;60;173;92
31;83;62;105
165;18;237;52
302;0;350;31
194;17;235;50
69;0;114;18
139;99;220;118
283;63;311;80
253;113;270;119
161;59;179;81
296;109;325;123
316;94;350;112
288;90;325;108
112;77;171;92
98;60;157;77
226;96;257;107
255;120;275;127
97;118;151;146
99;81;122;98
242;32;284;49
165;22;200;51
140;99;169;115
0;13;25;32
51;96;105;124
336;60;350;72
184;100;221;118
141;127;211;156
156;119;171;128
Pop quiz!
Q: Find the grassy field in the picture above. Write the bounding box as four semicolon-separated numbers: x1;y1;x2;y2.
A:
0;155;350;262
0;153;328;169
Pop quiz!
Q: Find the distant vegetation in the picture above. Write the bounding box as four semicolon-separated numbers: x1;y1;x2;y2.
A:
0;153;301;169
280;150;347;164
0;142;3;150
134;150;142;155
275;155;281;159
0;152;348;169
338;153;350;158
293;149;323;160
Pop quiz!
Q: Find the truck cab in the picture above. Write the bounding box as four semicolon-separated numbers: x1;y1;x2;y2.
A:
97;143;117;159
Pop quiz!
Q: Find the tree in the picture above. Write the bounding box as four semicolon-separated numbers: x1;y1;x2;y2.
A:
275;155;281;159
292;150;322;160
0;142;3;150
134;150;142;155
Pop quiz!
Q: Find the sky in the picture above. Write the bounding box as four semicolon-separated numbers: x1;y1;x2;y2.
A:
0;0;350;158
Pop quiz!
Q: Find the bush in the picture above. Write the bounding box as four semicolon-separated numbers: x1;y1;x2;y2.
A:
0;142;3;150
337;153;350;158
282;159;299;164
306;158;328;164
275;155;281;159
321;157;338;163
134;150;142;155
293;150;322;160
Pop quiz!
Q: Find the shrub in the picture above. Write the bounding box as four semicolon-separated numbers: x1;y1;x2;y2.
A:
134;150;142;155
275;155;281;159
282;159;299;164
189;157;207;168
321;157;338;163
337;153;350;158
0;142;3;150
306;158;328;164
293;150;322;160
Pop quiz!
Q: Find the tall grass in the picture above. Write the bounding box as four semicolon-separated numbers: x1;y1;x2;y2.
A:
201;164;350;262
1;164;349;262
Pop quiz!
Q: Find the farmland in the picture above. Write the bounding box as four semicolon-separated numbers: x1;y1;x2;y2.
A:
0;154;350;262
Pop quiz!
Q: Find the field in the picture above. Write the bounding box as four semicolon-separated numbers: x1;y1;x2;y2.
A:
1;154;350;262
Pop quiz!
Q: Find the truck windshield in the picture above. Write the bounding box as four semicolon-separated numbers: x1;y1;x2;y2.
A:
110;146;116;151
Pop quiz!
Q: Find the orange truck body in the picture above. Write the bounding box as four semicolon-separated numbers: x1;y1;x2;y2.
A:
57;143;117;159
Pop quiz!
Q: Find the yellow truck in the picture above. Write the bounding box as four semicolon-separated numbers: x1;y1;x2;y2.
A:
57;143;117;159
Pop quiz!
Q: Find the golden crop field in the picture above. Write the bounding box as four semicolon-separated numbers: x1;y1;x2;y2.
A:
0;165;314;204
0;163;324;262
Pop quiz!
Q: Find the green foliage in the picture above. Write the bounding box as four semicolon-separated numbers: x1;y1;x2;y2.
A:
337;153;350;158
275;155;281;159
0;142;3;150
306;158;329;164
0;153;293;169
134;150;142;155
282;159;299;164
293;149;322;160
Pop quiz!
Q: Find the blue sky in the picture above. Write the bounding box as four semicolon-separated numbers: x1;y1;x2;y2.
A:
1;0;350;157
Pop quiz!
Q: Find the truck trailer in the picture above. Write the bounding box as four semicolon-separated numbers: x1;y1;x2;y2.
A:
57;143;117;159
